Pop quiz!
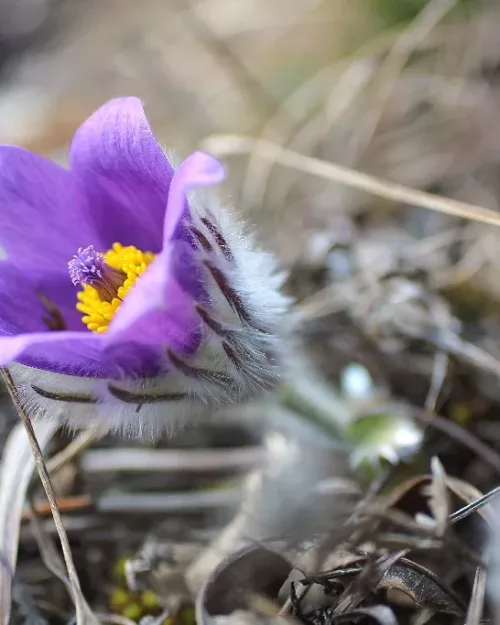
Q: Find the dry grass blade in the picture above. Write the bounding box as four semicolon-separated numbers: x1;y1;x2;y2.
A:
0;369;100;625
466;567;487;625
426;457;450;536
334;551;407;614
424;352;448;412
240;59;372;212
348;0;457;161
81;445;264;474
96;488;242;513
180;0;277;120
0;421;57;625
449;486;500;524
202;135;500;227
412;410;500;476
445;478;496;526
433;333;500;380
47;427;102;475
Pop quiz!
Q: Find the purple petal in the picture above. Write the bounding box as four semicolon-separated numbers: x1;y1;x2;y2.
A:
164;151;225;242
0;330;107;376
0;262;88;335
0;147;100;275
105;152;225;353
0;270;163;375
70;97;173;252
0;264;109;376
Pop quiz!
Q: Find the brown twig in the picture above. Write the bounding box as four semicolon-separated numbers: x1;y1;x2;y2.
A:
23;495;93;520
412;408;500;476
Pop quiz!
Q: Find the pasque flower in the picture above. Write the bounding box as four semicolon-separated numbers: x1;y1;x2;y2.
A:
0;97;289;435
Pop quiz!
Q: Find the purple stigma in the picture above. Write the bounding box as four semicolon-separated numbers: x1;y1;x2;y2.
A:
68;245;125;302
68;245;106;286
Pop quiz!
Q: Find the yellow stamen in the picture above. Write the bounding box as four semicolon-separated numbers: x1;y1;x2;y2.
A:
75;243;155;333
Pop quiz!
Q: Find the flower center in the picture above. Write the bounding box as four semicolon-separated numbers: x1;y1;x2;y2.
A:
69;243;155;333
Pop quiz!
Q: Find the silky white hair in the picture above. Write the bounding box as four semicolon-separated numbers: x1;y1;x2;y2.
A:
9;188;291;438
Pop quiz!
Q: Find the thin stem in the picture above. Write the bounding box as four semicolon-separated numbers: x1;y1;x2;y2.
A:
449;486;500;524
1;369;98;625
202;134;500;228
46;427;101;475
412;409;500;477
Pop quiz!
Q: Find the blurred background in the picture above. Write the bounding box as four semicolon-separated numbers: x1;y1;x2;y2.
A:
4;0;500;623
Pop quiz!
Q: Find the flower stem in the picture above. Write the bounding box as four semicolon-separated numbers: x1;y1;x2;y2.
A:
0;368;100;625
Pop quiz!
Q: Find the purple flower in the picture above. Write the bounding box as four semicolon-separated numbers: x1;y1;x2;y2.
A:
0;97;289;435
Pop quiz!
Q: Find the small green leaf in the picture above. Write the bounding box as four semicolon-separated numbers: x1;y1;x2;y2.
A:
369;0;486;26
347;411;423;470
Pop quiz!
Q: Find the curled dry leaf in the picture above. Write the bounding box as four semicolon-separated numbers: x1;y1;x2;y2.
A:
377;558;466;616
0;421;57;625
196;546;292;625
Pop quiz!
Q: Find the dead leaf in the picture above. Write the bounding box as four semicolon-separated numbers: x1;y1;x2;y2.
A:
0;422;57;625
377;558;466;615
196;546;292;625
334;551;407;614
